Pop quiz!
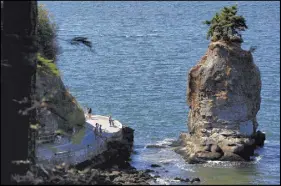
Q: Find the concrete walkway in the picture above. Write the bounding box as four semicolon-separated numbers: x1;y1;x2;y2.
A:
36;115;123;165
88;115;122;133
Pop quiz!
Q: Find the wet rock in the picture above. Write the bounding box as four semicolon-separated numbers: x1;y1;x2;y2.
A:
219;152;245;161
174;177;190;182
254;130;266;146
196;151;223;160
151;164;161;168
145;169;155;173
11;162;153;185
211;144;222;153
191;177;200;183
146;144;167;148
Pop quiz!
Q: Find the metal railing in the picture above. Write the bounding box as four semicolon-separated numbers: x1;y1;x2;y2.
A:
36;112;123;166
36;135;108;166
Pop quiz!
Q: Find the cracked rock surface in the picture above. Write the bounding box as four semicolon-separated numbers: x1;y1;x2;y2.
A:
174;41;265;163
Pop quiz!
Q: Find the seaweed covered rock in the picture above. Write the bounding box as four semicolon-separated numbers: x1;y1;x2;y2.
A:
175;41;265;163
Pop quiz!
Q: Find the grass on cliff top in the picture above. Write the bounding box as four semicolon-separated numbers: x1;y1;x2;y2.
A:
37;53;60;76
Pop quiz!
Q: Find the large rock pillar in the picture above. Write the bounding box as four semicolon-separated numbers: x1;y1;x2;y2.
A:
175;41;265;163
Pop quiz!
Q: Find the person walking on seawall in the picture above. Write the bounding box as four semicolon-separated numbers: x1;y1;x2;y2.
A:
109;115;114;127
88;107;92;119
99;125;102;134
94;123;99;139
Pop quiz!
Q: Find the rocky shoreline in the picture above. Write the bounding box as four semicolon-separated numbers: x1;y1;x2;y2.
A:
11;162;154;185
11;125;156;185
11;126;154;185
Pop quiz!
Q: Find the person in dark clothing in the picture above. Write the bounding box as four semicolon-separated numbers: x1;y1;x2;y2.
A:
99;125;102;134
88;108;92;119
94;123;99;139
109;115;114;127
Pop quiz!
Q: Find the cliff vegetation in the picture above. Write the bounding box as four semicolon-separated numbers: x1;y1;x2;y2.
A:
203;5;248;43
35;4;85;138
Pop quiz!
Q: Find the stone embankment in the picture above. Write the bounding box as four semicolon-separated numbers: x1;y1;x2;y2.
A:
12;116;155;185
36;115;134;168
174;41;265;163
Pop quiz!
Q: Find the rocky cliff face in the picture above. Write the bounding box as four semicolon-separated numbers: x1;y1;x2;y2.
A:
35;57;85;137
174;41;265;163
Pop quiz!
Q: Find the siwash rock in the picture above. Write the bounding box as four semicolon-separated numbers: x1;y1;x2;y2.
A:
174;41;265;163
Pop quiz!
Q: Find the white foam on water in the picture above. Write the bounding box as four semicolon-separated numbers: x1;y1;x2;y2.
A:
204;159;263;168
253;155;262;163
144;138;177;149
175;162;195;172
148;33;160;37
155;138;176;146
159;158;179;165
204;160;229;167
155;177;170;185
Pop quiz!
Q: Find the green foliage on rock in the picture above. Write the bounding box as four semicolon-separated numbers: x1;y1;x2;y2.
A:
55;129;68;136
65;104;85;128
37;53;60;76
38;4;58;60
203;5;248;43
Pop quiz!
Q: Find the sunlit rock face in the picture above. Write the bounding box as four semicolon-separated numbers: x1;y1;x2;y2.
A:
175;41;265;163
35;66;85;139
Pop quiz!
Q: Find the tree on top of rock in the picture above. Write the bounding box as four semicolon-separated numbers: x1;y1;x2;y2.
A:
203;5;248;43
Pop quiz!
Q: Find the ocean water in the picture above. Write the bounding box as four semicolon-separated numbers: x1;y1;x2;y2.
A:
42;1;280;184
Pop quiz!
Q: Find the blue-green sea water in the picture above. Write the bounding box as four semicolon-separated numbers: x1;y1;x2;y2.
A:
42;1;280;184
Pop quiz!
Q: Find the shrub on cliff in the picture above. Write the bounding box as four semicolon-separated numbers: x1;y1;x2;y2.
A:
37;53;59;76
203;5;248;43
38;4;58;60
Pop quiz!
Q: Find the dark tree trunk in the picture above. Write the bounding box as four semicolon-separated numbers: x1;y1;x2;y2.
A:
1;1;37;184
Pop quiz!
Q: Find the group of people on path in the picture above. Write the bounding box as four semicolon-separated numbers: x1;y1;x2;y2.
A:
85;107;117;139
94;123;103;139
94;123;102;138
